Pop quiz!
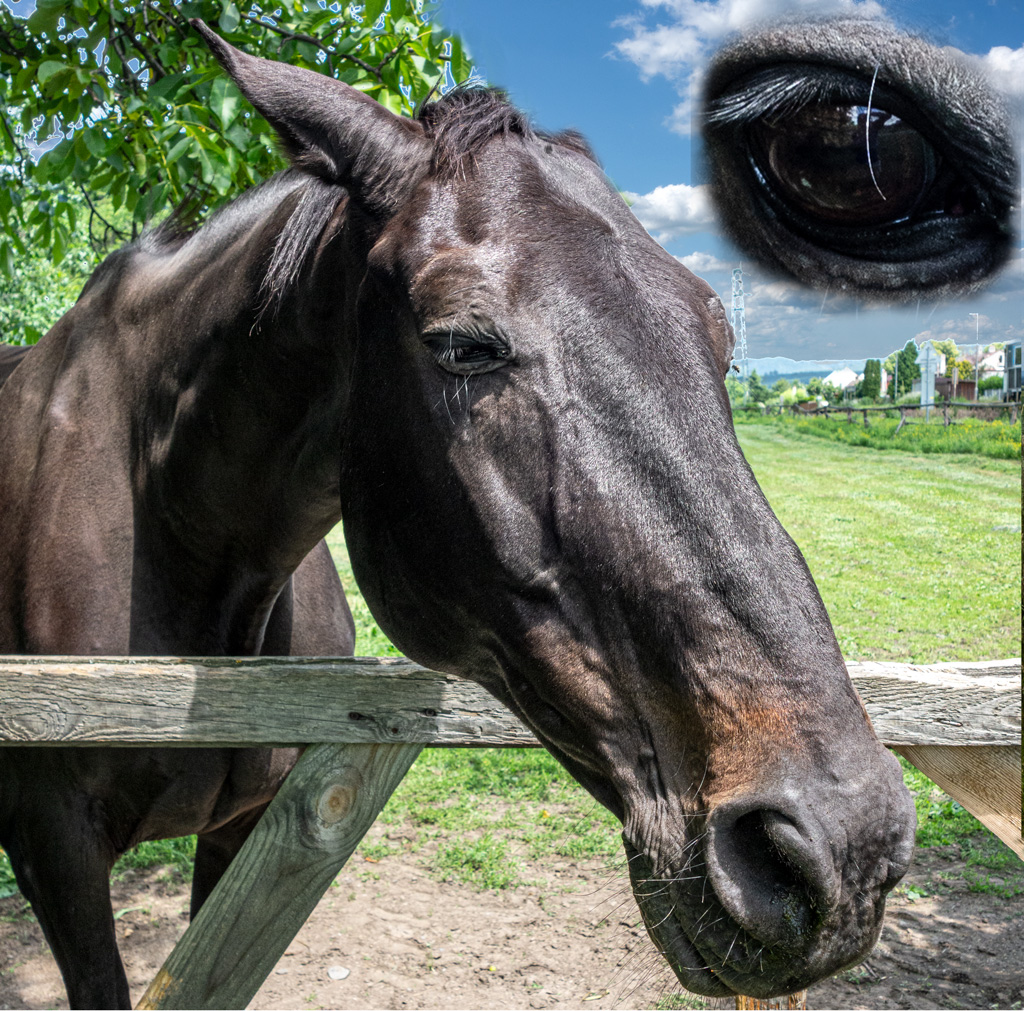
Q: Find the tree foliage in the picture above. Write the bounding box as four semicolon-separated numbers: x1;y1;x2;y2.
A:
885;339;921;398
746;369;770;404
858;358;881;400
0;1;472;279
945;356;975;382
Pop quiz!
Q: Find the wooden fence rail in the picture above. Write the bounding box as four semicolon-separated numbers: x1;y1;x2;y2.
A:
0;655;1019;1010
0;656;1018;749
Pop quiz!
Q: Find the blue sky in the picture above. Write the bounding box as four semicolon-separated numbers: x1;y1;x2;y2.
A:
436;0;1023;364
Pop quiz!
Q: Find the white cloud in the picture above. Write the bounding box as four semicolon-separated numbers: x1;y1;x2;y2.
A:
613;0;886;135
676;251;733;273
978;45;1024;102
623;183;715;241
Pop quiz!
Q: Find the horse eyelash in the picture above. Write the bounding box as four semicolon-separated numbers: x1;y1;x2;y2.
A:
704;67;874;125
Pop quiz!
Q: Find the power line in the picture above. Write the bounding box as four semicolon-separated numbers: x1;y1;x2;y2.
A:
731;267;748;380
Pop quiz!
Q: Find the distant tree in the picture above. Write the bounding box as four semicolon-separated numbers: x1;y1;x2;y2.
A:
806;376;824;397
821;381;843;404
859;359;882;400
746;370;770;403
945;357;975;382
781;382;808;406
771;377;791;394
724;375;746;406
930;338;961;361
890;340;921;398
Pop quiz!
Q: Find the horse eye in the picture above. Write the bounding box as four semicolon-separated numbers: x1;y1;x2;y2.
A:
699;23;1018;301
749;105;942;227
422;333;512;375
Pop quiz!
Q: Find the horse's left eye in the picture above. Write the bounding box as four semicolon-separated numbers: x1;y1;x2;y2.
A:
700;32;1017;301
423;333;512;375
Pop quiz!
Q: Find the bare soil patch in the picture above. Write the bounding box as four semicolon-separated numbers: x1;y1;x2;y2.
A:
1;826;1020;1011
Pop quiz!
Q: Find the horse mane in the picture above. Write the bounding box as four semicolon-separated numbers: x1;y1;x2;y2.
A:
418;85;597;179
146;87;596;312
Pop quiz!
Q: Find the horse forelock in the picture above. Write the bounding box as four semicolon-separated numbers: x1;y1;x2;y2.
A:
418;86;598;180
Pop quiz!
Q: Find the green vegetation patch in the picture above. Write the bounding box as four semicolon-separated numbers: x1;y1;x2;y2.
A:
734;424;1021;664
355;747;623;883
324;527;402;657
735;410;1021;460
898;757;1024;895
112;836;196;880
432;834;523;890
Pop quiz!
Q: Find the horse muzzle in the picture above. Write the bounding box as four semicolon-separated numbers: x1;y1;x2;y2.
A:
624;778;915;998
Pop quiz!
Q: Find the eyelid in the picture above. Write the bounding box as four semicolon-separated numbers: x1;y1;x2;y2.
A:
705;66;916;130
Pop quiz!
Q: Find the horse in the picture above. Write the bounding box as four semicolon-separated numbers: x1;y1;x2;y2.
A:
0;20;916;1008
701;17;1017;301
0;344;29;386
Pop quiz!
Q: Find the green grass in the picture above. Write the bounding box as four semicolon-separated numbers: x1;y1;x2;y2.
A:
112;836;196;880
898;756;1024;897
734;424;1020;663
735;410;1021;459
355;747;621;889
324;525;402;657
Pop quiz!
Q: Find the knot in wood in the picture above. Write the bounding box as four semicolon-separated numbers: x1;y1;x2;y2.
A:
317;782;356;825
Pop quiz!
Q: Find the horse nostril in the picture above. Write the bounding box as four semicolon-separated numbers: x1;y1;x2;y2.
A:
705;802;839;951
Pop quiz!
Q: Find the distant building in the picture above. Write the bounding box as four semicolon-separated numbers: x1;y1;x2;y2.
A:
977;346;1005;379
1005;340;1021;401
911;347;946;399
823;367;859;391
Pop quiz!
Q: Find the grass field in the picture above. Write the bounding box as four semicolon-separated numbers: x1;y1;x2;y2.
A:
734;410;1021;460
1;423;1019;900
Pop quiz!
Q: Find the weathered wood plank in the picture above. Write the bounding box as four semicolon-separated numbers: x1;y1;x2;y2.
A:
0;656;1018;747
136;740;422;1010
895;744;1023;859
0;656;537;747
845;659;1021;746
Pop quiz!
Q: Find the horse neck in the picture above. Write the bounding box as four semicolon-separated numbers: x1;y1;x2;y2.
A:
119;181;358;647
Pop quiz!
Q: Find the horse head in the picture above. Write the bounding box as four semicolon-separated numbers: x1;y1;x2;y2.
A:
198;22;915;998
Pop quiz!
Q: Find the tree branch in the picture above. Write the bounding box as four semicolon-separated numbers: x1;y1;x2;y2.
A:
374;39;407;73
78;183;127;250
242;14;389;80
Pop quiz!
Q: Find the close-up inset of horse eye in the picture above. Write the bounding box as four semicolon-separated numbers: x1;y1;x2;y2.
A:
749;104;940;226
701;19;1019;301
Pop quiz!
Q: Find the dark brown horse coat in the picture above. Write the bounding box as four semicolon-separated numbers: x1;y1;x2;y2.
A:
0;20;916;1009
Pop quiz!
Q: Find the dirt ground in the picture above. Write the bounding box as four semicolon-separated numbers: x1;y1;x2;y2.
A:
1;825;1021;1011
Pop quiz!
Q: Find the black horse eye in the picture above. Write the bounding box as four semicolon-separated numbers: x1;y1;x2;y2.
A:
700;21;1018;301
422;333;512;375
749;105;940;227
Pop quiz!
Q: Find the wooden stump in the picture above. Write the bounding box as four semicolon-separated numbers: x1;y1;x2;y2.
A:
137;741;423;1010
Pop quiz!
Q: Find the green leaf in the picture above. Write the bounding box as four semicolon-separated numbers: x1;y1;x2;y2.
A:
37;61;67;85
218;2;240;33
363;0;388;23
82;129;110;159
26;0;68;35
209;76;240;127
147;72;187;104
165;136;193;164
0;238;14;279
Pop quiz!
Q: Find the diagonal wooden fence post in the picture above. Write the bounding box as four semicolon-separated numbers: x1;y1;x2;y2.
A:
137;741;422;1011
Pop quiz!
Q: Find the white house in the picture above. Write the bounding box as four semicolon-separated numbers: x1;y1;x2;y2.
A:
823;367;859;390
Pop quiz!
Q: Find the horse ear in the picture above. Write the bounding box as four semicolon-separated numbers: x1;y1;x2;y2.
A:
191;19;429;217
